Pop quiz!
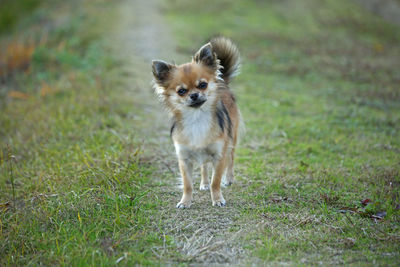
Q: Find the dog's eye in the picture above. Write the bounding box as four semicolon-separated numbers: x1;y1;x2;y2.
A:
177;88;187;96
198;82;208;90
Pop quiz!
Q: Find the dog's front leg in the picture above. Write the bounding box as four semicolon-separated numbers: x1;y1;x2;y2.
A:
211;155;227;207
177;158;193;208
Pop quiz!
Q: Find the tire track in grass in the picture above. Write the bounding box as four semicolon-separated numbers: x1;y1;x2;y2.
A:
112;0;259;264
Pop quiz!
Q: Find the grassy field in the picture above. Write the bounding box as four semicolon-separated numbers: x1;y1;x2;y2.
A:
0;1;164;265
1;0;400;265
166;0;400;263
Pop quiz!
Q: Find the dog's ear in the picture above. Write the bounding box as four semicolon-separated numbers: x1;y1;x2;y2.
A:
152;60;175;87
193;43;218;70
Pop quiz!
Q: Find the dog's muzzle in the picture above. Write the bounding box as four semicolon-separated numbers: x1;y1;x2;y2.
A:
189;99;206;108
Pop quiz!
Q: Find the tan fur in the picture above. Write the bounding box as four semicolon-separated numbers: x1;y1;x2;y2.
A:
152;37;241;208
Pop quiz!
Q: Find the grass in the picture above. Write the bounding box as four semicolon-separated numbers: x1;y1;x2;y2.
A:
0;0;169;265
0;0;41;34
1;0;400;265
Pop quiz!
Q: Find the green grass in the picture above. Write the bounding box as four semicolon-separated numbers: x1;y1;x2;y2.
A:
166;0;400;264
1;0;400;265
0;0;170;265
0;0;41;34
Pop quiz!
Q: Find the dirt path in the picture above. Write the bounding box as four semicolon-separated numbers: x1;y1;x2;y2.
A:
112;0;258;264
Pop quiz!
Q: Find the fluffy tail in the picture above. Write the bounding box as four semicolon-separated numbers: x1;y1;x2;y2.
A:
210;37;240;83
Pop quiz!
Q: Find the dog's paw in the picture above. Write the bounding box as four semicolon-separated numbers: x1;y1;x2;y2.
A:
212;199;226;207
222;180;233;187
199;184;210;191
176;201;191;209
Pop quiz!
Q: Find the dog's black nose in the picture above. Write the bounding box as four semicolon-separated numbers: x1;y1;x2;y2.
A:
190;93;199;101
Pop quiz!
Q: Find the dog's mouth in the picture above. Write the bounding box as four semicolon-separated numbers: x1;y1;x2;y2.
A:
189;100;206;108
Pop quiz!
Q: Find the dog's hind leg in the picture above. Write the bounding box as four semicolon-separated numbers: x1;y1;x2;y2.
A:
210;155;227;207
199;163;210;191
224;147;235;186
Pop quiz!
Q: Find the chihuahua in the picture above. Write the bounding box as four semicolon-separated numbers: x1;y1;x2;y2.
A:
152;37;241;208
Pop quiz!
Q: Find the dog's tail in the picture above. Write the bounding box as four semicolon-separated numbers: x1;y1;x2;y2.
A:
210;36;240;84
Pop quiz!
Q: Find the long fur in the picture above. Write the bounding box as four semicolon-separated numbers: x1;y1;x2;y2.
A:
210;36;241;84
151;37;242;208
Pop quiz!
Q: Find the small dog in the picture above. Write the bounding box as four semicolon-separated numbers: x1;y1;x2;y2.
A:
151;37;241;208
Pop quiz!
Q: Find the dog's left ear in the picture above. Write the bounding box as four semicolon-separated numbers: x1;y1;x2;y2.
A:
194;43;218;70
152;60;175;87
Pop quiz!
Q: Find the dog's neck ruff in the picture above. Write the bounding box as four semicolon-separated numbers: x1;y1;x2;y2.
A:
179;107;213;148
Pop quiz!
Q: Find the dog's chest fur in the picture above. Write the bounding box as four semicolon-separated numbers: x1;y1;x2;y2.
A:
181;108;213;147
174;108;223;165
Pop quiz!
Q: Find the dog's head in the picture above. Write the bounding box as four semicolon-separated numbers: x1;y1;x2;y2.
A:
152;43;221;111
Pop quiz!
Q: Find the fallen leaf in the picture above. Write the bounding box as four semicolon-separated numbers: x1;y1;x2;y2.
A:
339;198;388;221
8;90;30;100
361;198;372;206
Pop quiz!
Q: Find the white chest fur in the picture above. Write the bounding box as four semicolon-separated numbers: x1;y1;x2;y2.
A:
180;108;212;148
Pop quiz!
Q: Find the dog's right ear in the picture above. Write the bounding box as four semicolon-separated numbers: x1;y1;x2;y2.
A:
152;60;175;87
